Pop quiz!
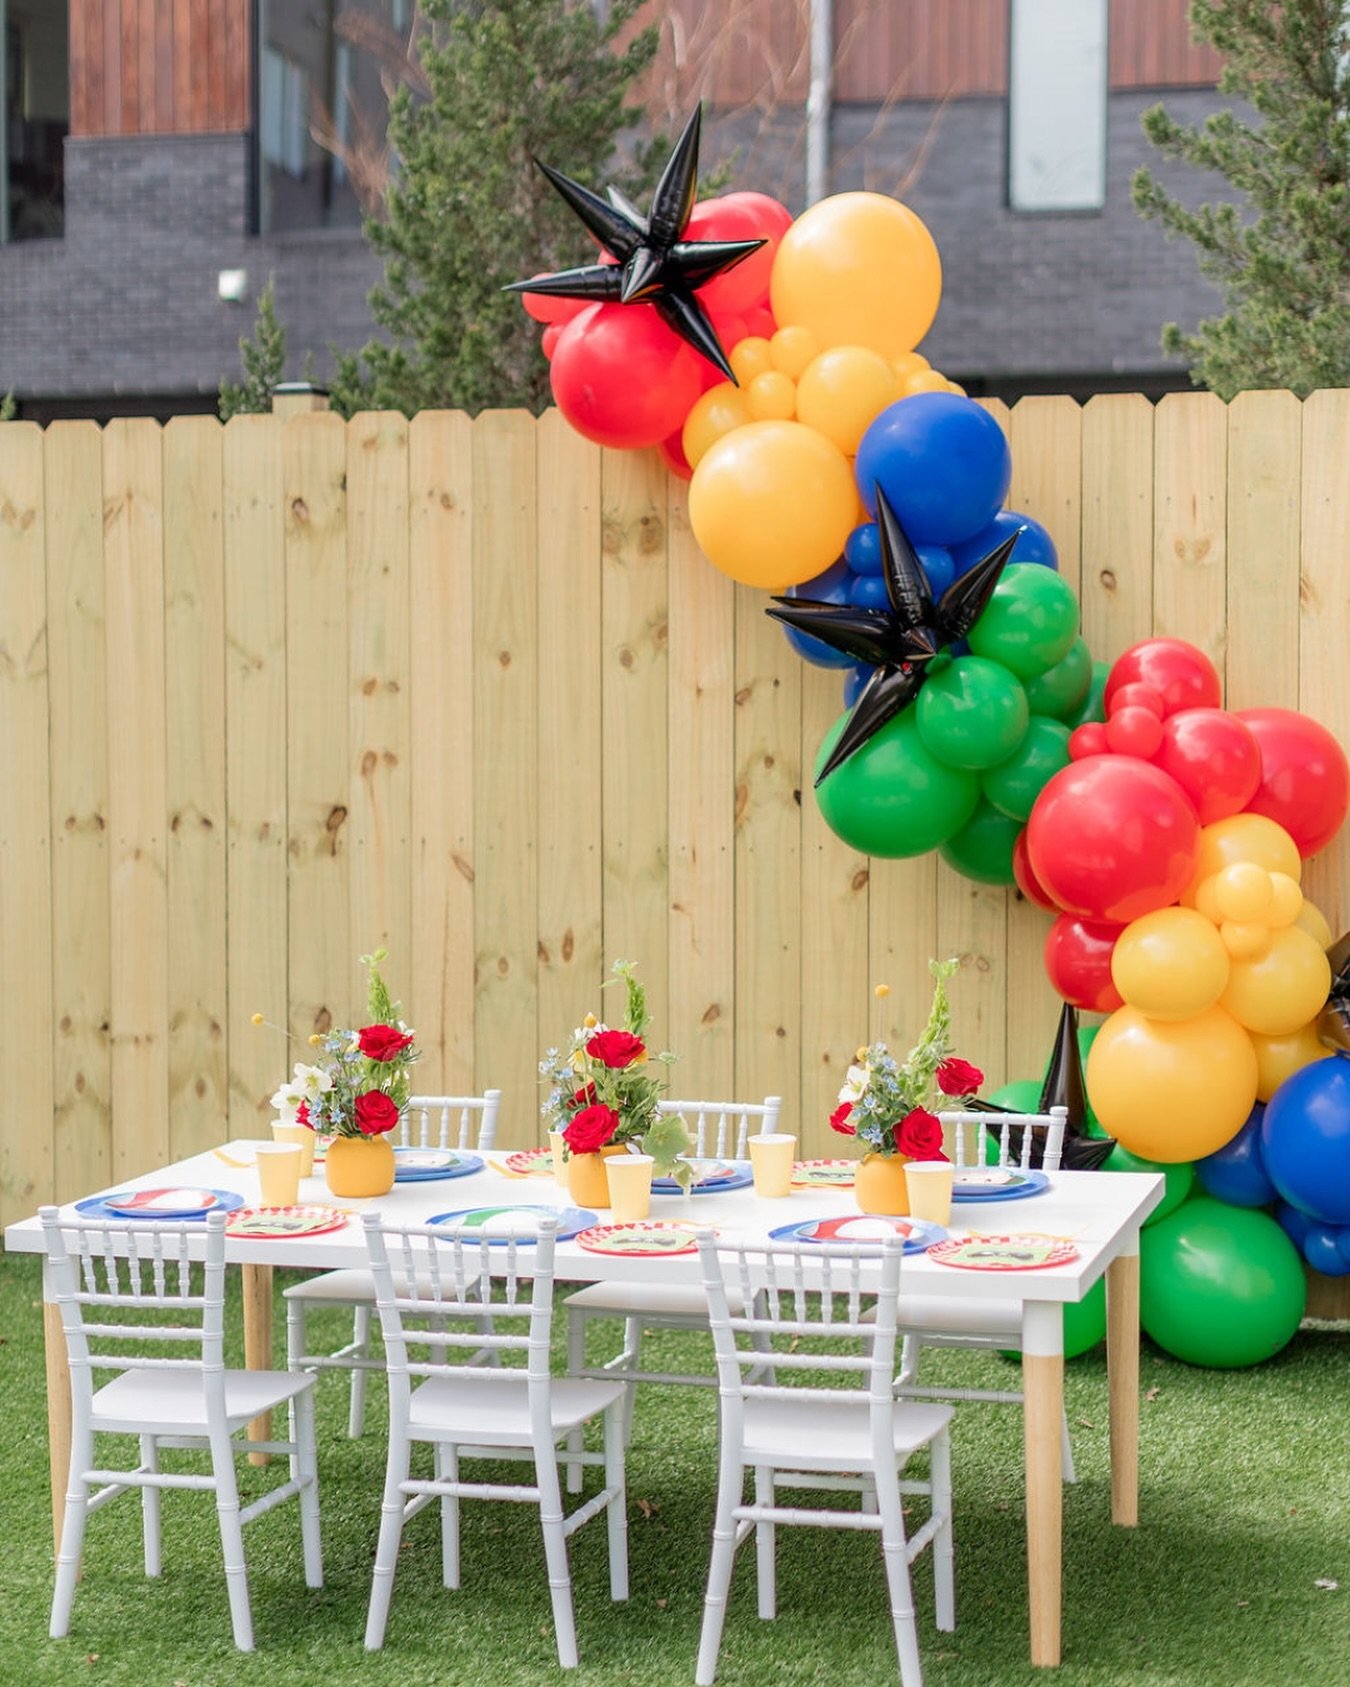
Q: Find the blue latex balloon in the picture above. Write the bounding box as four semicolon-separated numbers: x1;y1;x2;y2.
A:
1303;1223;1350;1277
1195;1105;1276;1207
847;573;890;611
1275;1199;1312;1251
843;662;874;708
855;394;1012;548
844;522;883;576
951;510;1059;578
1261;1053;1350;1224
781;560;856;670
917;545;955;597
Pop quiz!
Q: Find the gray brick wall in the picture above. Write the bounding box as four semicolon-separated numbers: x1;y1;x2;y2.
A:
0;89;1229;410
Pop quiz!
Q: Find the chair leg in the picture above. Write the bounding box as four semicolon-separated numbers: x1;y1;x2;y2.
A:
437;1443;461;1589
365;1431;411;1650
535;1450;579;1668
619;1315;642;1445
753;1464;776;1620
564;1309;587;1495
897;1331;922;1387
210;1440;254;1650
874;1470;923;1687
140;1434;162;1577
285;1296;307;1373
930;1428;955;1633
348;1306;373;1438
602;1404;629;1603
292;1387;324;1589
695;1453;743;1687
49;1435;93;1639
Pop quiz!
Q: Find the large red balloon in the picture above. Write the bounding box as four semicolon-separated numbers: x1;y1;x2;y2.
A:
656;429;693;481
1105;639;1222;719
1044;913;1125;1012
1012;827;1059;911
1027;755;1201;922
550;303;704;450
520;277;587;326
1154;707;1262;826
684;195;785;317
1238;707;1350;857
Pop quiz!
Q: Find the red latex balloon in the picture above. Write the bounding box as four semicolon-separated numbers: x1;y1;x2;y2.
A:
684;196;783;316
1237;706;1350;857
1044;913;1125;1013
1110;682;1165;720
1069;722;1108;760
550;303;704;450
1105;639;1222;719
742;304;779;340
1026;755;1201;922
719;189;795;242
540;323;562;361
520;278;587;326
1154;707;1262;826
656;429;693;481
1012;827;1059;911
1105;705;1164;759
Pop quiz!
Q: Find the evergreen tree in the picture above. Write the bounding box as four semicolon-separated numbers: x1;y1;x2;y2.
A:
329;0;664;418
1132;0;1350;399
219;277;289;418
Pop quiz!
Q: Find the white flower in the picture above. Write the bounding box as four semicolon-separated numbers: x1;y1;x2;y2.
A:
292;1061;333;1096
839;1061;870;1104
270;1081;305;1119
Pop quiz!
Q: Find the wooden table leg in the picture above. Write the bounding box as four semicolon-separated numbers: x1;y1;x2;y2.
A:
242;1263;274;1466
43;1290;72;1558
1106;1248;1141;1526
1021;1302;1064;1668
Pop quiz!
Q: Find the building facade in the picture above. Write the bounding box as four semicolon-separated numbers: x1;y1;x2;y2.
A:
0;1;1231;418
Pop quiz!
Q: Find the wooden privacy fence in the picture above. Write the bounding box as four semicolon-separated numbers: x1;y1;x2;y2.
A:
1;391;1348;1225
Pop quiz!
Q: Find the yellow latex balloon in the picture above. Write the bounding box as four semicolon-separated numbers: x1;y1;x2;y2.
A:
770;192;942;359
1265;872;1303;927
945;381;967;395
1086;1005;1259;1163
1249;1022;1328;1102
688;420;858;589
1180;813;1302;906
769;325;819;379
795;345;898;456
1218;924;1332;1035
745;369;797;422
682;384;753;470
1192;874;1223;925
1220;920;1272;960
1213;862;1273;923
1295;898;1334;949
730;336;773;385
1111;907;1230;1021
892;352;931;382
903;370;951;395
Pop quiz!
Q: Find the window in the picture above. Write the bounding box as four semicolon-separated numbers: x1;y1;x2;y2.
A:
1008;0;1108;213
1;0;69;243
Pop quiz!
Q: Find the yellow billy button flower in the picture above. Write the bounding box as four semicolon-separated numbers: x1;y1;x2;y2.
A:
874;983;891;998
584;1012;599;1028
251;1012;264;1025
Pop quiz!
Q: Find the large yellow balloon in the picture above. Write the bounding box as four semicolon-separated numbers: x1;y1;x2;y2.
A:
682;384;752;469
1295;898;1334;948
795;345;898;455
1218;924;1332;1035
1110;906;1230;1021
1086;1005;1258;1162
1180;813;1301;905
770;193;942;359
1249;1022;1328;1101
688;420;858;589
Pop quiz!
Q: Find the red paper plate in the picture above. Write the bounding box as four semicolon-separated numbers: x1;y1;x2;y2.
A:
574;1221;705;1258
790;1159;856;1188
225;1205;351;1240
926;1233;1078;1271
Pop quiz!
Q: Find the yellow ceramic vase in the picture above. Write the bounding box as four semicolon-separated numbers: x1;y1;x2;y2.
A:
324;1132;397;1198
567;1144;628;1209
854;1150;911;1217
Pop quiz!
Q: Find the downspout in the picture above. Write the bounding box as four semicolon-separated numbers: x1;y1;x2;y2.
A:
806;0;833;205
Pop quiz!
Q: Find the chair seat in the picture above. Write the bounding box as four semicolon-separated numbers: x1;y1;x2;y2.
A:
564;1281;750;1320
741;1394;953;1471
284;1267;381;1305
91;1367;314;1436
409;1371;626;1444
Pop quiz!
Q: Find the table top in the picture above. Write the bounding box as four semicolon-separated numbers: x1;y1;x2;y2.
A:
4;1141;1164;1306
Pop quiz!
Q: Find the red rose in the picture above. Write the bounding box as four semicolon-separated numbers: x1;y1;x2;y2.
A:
563;1103;621;1154
585;1030;646;1069
358;1023;415;1063
829;1101;856;1136
895;1107;946;1160
354;1090;401;1136
936;1057;984;1098
296;1100;312;1128
571;1082;598;1109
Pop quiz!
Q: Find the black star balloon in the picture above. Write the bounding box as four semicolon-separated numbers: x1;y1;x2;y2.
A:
1318;930;1350;1052
966;1003;1116;1170
504;106;764;383
766;487;1019;785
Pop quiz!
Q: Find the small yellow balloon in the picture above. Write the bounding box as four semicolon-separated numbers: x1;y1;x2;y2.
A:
746;369;797;422
795;345;898;456
1180;813;1302;906
1192;874;1223;925
1111;907;1231;1021
1295;898;1334;949
688;420;858;589
682;383;753;470
945;381;967;395
769;325;819;379
771;192;942;359
1086;1004;1259;1163
730;336;773;385
1219;924;1332;1036
1265;872;1303;928
903;370;951;396
892;352;931;382
1213;862;1273;923
1249;1021;1328;1102
1220;920;1272;960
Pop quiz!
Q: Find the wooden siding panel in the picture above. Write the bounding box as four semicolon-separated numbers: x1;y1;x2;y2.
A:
1111;0;1224;90
70;0;249;136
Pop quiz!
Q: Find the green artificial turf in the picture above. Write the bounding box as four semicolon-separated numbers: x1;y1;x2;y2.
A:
1;1251;1346;1687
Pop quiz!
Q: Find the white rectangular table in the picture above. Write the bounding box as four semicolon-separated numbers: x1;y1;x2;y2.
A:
5;1144;1163;1668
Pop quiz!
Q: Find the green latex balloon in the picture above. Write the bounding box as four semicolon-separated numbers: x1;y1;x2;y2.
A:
966;564;1081;681
816;706;980;858
1065;659;1110;729
1139;1198;1306;1368
1104;1143;1194;1225
1001;1276;1106;1363
989;1079;1043;1112
982;717;1072;822
1023;636;1093;720
915;656;1030;772
938;797;1019;884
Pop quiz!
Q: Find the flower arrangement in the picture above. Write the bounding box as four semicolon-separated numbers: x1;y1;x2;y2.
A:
829;958;983;1159
263;949;419;1140
539;960;693;1186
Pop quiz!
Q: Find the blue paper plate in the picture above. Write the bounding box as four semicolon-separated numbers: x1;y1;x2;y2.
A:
951;1168;1049;1203
74;1188;247;1223
428;1204;597;1243
652;1158;755;1195
394;1149;485;1184
768;1214;947;1253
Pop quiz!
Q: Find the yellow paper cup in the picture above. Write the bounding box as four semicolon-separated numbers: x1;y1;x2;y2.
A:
903;1159;955;1226
747;1132;796;1197
272;1120;315;1177
549;1129;569;1187
604;1153;654;1222
256;1142;302;1207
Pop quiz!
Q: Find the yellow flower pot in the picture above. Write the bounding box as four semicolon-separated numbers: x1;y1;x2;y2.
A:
567;1144;628;1209
324;1133;397;1199
854;1150;911;1217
